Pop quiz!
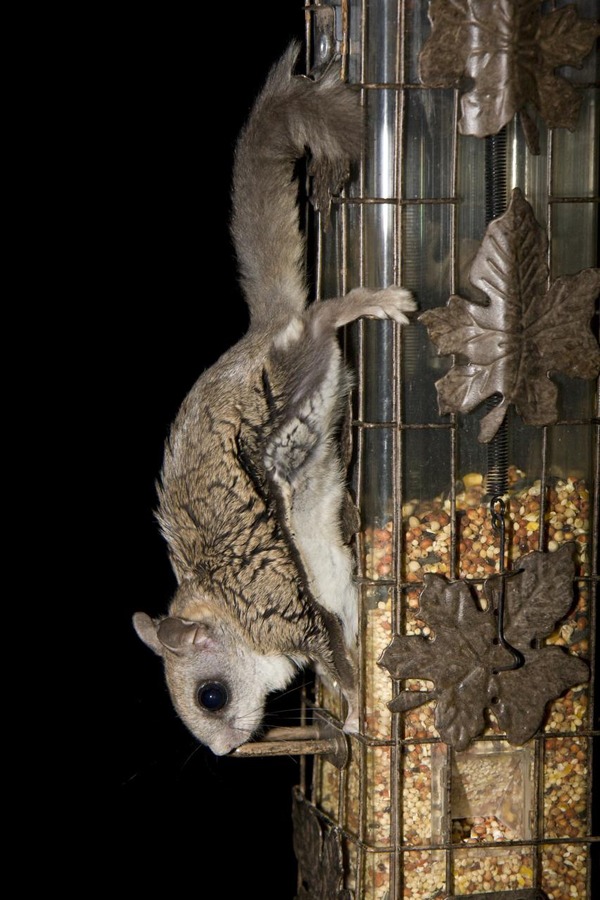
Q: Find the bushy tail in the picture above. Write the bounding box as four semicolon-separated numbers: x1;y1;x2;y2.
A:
230;41;363;330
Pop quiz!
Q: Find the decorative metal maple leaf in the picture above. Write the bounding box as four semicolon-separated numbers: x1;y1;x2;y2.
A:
419;188;600;443
419;0;600;153
292;788;351;900
379;543;589;751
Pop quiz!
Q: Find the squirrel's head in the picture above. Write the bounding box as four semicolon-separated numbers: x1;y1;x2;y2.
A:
133;587;299;755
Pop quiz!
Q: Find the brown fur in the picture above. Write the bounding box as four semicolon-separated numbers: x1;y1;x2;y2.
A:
133;43;415;755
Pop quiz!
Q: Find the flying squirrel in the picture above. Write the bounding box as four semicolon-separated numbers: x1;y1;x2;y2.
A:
133;42;416;756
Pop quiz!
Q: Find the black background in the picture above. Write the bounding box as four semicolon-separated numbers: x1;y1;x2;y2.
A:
113;5;308;896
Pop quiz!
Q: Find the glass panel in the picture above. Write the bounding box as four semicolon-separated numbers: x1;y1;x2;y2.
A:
363;89;399;199
401;320;449;426
450;740;535;840
506;415;544;485
552;90;599;198
347;0;362;84
401;410;455;586
344;736;361;835
362;320;396;422
402;482;453;587
402;849;446;899
547;419;594;487
540;843;588;900
345;838;359;896
457;408;489;487
363;850;392;899
401;679;438;741
505;114;549;226
544;737;589;839
551;376;596;425
543;580;591;727
405;0;433;83
316;755;340;821
360;426;395;530
363;202;397;287
345;203;362;288
402;201;452;306
364;744;392;846
410;323;449;402
457;134;487;300
401;202;453;425
402;422;452;504
453;845;534;894
402;741;434;844
462;411;545;498
551;202;598;276
404;90;455;199
362;584;394;739
318;201;343;297
363;0;400;84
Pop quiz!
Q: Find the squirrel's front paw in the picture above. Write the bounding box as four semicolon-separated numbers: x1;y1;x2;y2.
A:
367;286;417;323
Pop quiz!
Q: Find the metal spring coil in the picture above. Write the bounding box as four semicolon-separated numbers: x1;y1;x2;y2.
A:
485;128;509;496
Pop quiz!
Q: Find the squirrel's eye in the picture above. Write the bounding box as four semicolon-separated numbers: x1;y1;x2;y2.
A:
197;682;228;712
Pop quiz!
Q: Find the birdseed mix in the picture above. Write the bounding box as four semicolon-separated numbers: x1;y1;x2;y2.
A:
314;470;592;899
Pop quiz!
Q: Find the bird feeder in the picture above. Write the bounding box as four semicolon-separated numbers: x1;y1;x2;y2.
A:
289;1;600;898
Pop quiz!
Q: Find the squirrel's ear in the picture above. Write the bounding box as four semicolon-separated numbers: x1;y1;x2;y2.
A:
133;612;216;656
156;616;214;653
132;612;165;656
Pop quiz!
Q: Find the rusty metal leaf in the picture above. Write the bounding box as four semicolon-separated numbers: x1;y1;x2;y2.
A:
292;789;350;900
434;671;491;751
380;574;512;750
538;4;600;72
492;646;589;745
526;268;600;381
490;542;577;646
292;790;322;892
379;546;589;750
321;828;347;900
419;0;600;148
419;189;600;442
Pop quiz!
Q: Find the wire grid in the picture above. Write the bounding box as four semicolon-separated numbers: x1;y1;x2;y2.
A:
299;1;599;898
